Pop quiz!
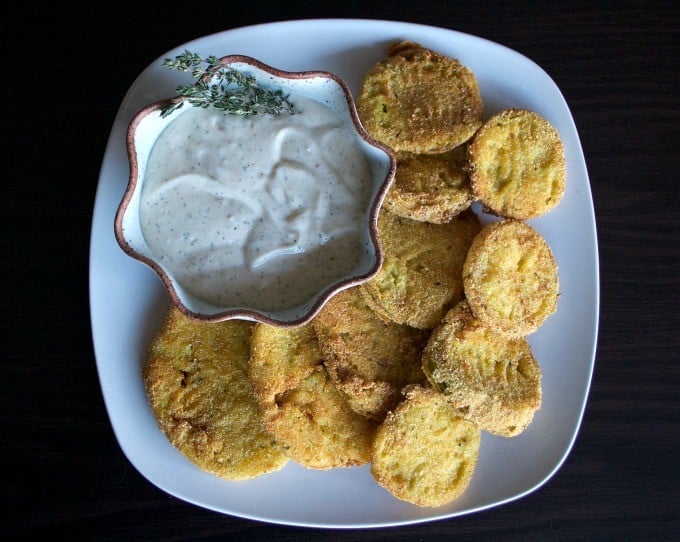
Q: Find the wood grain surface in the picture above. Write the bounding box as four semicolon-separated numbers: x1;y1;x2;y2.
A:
4;2;678;540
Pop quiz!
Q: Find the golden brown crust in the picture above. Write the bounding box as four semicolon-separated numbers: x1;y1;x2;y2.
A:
370;384;481;506
142;307;288;480
312;286;429;421
248;322;322;411
383;147;475;223
357;41;483;153
359;207;482;329
422;301;542;437
468;108;566;219
463;219;559;337
248;323;377;469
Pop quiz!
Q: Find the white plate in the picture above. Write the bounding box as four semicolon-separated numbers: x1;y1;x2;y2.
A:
90;19;599;529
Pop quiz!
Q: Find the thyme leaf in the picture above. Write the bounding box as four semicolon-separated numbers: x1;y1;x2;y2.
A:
159;50;296;118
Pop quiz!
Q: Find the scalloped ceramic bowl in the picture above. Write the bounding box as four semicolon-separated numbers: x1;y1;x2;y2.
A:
114;55;395;327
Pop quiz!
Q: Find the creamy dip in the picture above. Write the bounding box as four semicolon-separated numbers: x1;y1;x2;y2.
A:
139;96;373;310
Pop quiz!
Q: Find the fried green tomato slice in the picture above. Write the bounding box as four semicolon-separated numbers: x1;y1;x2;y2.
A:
422;301;542;437
359;207;482;329
468;108;566;219
383;146;474;224
312;286;429;421
248;323;377;469
371;384;481;507
357;41;483;153
142;307;288;480
463;219;559;337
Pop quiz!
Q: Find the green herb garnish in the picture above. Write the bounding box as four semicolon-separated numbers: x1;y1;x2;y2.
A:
159;50;296;118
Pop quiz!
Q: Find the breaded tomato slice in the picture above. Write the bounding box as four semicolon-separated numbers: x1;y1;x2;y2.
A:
357;41;483;153
312;286;429;421
463;219;559;337
384;146;474;224
468;108;566;219
360;207;481;329
422;301;542;437
249;323;376;469
143;307;288;480
371;384;481;507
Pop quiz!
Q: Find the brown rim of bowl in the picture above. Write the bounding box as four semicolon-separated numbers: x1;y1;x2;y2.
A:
114;54;396;327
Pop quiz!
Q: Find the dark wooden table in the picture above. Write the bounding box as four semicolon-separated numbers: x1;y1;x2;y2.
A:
5;2;678;540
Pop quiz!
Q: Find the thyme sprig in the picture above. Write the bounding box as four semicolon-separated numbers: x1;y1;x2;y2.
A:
159;50;296;118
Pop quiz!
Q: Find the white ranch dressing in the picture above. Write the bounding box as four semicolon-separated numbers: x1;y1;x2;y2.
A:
139;96;372;310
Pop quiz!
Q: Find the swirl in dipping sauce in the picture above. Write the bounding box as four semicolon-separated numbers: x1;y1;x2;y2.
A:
139;96;373;310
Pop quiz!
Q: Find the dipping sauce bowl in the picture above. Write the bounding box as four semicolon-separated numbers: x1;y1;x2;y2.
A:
115;55;395;327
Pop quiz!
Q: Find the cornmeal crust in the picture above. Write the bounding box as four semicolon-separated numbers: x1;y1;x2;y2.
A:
468;108;566;219
248;323;377;469
383;146;474;223
422;301;542;437
463;219;559;337
142;307;288;480
312;286;428;421
357;41;483;153
370;384;481;506
359;207;482;329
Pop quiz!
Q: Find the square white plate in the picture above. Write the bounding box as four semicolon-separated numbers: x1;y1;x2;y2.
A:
90;19;599;528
